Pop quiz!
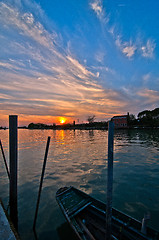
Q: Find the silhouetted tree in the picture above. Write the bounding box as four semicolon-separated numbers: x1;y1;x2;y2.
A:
28;123;35;129
87;115;95;124
138;110;150;119
137;108;159;127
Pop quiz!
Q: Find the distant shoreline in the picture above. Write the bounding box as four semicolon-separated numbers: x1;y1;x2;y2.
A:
1;125;159;130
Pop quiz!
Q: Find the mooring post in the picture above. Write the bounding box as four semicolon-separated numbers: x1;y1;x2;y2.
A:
106;121;114;240
33;136;51;230
9;115;18;230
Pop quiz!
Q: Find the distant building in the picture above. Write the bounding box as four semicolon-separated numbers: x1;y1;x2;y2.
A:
111;114;128;128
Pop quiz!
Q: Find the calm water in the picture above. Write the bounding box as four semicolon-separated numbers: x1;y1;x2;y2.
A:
0;129;159;239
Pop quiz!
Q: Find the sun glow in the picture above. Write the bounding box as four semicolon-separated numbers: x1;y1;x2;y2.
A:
59;117;67;124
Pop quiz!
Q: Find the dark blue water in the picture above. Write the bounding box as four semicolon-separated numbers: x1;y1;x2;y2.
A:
0;129;159;239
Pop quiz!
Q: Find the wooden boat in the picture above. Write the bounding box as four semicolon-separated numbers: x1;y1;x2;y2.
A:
56;186;159;240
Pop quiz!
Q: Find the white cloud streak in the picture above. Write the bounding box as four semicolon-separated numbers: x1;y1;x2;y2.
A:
90;0;109;23
0;2;58;51
115;36;137;58
142;73;151;85
137;89;159;107
122;46;137;58
115;35;156;59
90;1;156;59
141;39;156;58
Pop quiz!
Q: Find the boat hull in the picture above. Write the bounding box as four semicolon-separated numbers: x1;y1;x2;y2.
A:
56;186;159;240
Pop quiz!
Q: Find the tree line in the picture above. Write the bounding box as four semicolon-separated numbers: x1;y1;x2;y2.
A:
128;107;159;127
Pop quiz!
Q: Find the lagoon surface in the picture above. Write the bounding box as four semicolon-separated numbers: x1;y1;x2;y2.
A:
0;129;159;239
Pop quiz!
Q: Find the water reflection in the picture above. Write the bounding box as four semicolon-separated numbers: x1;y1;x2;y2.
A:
88;129;94;138
57;222;78;240
0;129;159;239
114;129;159;150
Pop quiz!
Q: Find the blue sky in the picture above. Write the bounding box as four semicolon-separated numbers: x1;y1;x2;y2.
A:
0;0;159;126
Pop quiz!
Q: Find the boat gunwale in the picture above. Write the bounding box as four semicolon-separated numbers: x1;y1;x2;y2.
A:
56;186;159;240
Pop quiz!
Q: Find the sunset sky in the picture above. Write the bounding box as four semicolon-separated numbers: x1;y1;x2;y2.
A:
0;0;159;126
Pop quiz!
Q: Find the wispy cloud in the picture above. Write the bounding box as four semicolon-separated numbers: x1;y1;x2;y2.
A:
66;56;95;78
141;39;156;58
90;0;103;17
95;51;105;63
142;73;151;86
90;1;156;60
115;34;156;59
119;86;159;117
135;88;159;111
91;65;116;76
137;89;159;103
122;46;137;58
90;0;109;23
0;61;22;70
115;36;136;58
0;3;55;49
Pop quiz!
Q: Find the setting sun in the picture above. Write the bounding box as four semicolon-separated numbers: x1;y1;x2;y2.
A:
59;117;67;124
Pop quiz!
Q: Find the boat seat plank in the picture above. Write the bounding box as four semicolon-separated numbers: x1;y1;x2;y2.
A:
70;202;92;218
57;188;92;217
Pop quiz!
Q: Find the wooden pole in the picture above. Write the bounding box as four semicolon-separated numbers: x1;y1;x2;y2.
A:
9;115;18;230
33;136;51;230
106;121;114;240
0;139;10;180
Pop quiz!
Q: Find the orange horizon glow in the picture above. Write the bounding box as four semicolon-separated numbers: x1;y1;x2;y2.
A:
0;114;73;127
0;112;115;128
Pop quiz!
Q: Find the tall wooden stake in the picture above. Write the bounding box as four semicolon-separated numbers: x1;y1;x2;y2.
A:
33;136;51;230
9;115;18;230
106;121;114;240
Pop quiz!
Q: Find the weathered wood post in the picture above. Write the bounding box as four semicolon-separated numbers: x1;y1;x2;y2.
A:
9;115;18;230
106;121;114;240
33;136;51;230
